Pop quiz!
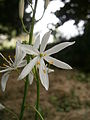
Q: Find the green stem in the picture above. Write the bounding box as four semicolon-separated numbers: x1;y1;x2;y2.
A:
29;0;38;45
19;76;29;120
21;18;29;34
35;66;40;120
19;0;38;120
5;107;19;120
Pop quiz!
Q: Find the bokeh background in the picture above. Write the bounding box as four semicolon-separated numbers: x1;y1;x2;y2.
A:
0;0;90;120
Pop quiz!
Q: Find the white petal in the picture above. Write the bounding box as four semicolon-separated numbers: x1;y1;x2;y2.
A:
45;41;75;55
28;72;33;85
15;40;26;65
0;67;13;73
18;43;39;55
44;56;72;69
18;57;38;80
39;59;49;90
18;60;27;68
47;67;54;73
1;72;10;92
34;35;40;49
0;103;5;110
40;31;51;52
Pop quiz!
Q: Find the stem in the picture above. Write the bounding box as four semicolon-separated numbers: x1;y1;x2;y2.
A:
5;107;19;120
19;76;29;120
29;0;38;45
19;0;38;120
35;66;40;120
21;18;29;34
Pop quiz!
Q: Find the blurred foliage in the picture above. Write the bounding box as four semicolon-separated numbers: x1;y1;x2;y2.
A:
0;0;90;70
0;0;90;36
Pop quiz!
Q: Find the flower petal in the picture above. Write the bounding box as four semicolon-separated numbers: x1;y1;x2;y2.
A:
28;72;33;85
39;59;49;90
0;67;13;73
0;103;5;110
34;35;40;49
15;40;26;65
18;43;39;55
40;31;51;52
46;67;54;73
18;57;38;80
1;72;10;92
44;41;75;55
44;56;72;69
18;60;27;68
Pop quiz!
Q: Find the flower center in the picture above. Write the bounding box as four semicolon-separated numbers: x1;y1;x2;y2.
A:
40;53;47;58
40;53;43;58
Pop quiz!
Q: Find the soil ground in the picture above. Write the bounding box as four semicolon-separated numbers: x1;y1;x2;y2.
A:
0;68;90;120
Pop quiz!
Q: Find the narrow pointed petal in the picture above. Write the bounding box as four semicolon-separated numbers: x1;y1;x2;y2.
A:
15;40;26;65
39;59;49;90
18;60;27;68
28;72;33;85
44;56;72;69
0;103;5;110
18;57;38;80
1;72;10;92
34;35;40;49
47;67;54;73
45;41;75;55
18;43;39;55
0;67;13;73
40;31;51;52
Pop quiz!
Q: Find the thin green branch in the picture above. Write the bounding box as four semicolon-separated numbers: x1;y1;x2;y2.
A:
21;18;29;34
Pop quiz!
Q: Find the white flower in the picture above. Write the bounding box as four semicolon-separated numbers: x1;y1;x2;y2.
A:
0;40;26;91
18;32;75;90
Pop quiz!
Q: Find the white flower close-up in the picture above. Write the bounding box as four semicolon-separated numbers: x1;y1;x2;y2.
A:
18;31;75;90
0;40;26;91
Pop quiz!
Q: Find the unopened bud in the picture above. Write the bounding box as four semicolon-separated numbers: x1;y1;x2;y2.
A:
19;0;24;19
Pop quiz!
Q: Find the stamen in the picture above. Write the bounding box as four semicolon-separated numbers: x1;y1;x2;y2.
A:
3;63;9;67
49;60;53;64
0;66;7;68
8;55;14;64
0;53;11;65
43;69;46;74
37;61;40;65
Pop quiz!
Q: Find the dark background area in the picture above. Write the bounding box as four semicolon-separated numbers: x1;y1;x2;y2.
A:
0;0;90;70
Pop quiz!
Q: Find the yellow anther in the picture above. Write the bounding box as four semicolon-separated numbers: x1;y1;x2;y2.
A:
43;69;46;74
3;63;7;67
49;60;53;64
8;55;10;58
14;55;15;58
37;61;40;65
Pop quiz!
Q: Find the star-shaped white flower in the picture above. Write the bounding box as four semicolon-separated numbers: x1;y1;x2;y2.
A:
18;32;75;90
0;40;26;91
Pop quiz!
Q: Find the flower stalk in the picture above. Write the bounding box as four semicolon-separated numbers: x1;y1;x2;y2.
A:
19;0;39;120
19;75;29;120
34;66;40;120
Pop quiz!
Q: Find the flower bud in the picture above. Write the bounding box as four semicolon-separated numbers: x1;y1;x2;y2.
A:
19;0;24;19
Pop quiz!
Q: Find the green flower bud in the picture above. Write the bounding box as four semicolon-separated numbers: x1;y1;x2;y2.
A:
19;0;24;19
